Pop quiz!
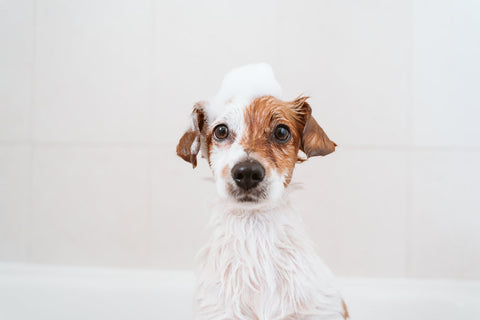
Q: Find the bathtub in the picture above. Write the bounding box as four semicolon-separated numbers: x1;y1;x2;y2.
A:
0;263;479;320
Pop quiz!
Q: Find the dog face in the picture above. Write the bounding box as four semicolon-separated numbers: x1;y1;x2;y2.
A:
177;95;336;204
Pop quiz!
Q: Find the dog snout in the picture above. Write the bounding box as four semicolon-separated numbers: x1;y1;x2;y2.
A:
231;160;265;190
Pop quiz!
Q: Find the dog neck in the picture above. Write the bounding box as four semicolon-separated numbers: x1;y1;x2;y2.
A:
212;194;294;221
212;184;301;218
207;191;306;239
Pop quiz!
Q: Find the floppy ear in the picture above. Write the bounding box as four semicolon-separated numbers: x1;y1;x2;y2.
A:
176;102;207;168
296;98;337;157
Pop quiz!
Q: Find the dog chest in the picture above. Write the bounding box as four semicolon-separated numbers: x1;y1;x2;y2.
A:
196;211;338;319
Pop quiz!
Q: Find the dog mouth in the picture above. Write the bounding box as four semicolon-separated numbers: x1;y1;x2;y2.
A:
237;194;260;202
227;183;267;203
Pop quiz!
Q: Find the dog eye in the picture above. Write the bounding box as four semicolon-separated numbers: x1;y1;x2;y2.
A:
273;125;291;142
213;124;229;140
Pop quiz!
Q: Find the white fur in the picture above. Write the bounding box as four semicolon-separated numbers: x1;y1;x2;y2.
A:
208;100;248;199
195;198;345;320
193;64;346;319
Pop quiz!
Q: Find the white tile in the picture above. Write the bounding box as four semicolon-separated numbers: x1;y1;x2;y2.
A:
277;0;412;146
413;0;480;147
0;0;33;141
0;145;30;261
410;150;480;279
153;0;278;144
290;147;409;277
34;0;153;143
31;146;151;267
151;144;216;269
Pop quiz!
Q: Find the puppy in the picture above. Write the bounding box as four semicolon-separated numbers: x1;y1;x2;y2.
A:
177;64;348;320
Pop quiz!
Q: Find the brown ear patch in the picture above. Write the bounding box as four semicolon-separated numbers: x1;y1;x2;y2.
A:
176;129;200;168
176;102;207;168
300;100;336;157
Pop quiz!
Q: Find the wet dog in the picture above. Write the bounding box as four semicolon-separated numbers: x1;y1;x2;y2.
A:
177;64;348;320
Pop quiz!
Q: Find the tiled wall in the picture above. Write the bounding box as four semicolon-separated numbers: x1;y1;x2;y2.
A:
1;0;479;279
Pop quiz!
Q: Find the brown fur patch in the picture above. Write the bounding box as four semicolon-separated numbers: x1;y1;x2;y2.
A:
240;96;308;185
342;299;350;319
302;113;337;157
176;102;208;168
299;100;337;157
176;130;199;168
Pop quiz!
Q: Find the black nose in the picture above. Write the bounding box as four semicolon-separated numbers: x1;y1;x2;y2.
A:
231;160;265;190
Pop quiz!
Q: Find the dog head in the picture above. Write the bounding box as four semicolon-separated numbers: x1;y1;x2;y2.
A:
176;64;336;204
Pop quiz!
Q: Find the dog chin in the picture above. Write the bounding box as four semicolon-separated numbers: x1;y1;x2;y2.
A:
231;191;265;203
226;183;267;203
235;194;261;203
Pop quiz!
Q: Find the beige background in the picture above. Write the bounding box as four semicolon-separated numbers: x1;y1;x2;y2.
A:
1;0;479;279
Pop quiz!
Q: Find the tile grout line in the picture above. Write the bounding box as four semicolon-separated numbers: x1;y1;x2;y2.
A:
26;0;37;263
147;0;156;266
147;146;154;266
405;0;416;278
405;145;413;277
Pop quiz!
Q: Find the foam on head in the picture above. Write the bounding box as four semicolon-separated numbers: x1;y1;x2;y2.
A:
206;63;282;121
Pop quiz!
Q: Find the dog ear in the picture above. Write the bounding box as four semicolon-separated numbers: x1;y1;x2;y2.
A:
176;102;207;168
294;97;337;158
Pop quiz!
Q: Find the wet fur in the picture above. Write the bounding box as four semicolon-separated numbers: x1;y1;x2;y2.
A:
196;198;345;320
177;65;346;319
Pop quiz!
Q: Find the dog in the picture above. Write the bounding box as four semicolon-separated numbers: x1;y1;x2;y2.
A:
177;64;348;320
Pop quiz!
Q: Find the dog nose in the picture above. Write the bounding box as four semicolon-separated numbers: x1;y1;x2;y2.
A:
231;160;265;190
